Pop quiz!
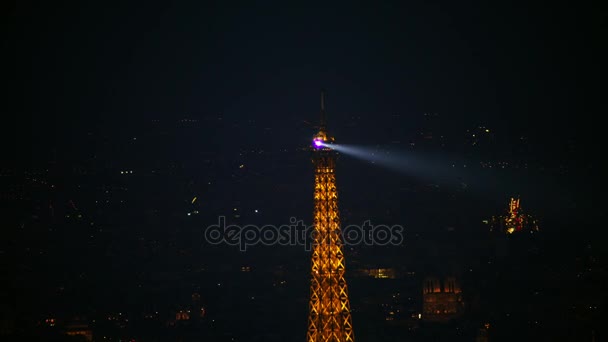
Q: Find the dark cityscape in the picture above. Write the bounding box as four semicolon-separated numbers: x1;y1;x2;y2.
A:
2;1;607;341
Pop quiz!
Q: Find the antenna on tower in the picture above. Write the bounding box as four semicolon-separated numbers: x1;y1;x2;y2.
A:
320;89;327;130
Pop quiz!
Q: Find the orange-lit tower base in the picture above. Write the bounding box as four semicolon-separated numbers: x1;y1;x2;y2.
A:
307;92;354;342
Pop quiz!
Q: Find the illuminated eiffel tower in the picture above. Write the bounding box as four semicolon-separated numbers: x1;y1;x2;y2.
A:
307;91;355;342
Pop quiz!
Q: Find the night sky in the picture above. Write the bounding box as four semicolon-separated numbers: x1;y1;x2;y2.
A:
6;1;606;220
6;1;606;150
2;1;608;341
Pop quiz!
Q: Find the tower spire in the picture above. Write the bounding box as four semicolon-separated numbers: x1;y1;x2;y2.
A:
320;90;327;130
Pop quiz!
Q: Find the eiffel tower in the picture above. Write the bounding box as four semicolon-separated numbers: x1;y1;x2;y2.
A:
307;91;355;342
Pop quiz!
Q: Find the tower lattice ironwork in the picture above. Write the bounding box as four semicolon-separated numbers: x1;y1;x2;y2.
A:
307;91;355;342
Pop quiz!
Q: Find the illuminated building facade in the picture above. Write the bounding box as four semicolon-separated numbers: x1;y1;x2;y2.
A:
422;277;464;321
307;92;355;342
490;197;539;234
362;268;397;279
65;320;93;341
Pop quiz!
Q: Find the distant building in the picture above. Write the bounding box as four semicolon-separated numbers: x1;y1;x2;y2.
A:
422;277;464;321
170;293;206;325
475;323;490;342
175;310;190;321
191;292;206;319
64;320;93;341
361;268;397;279
489;197;539;234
